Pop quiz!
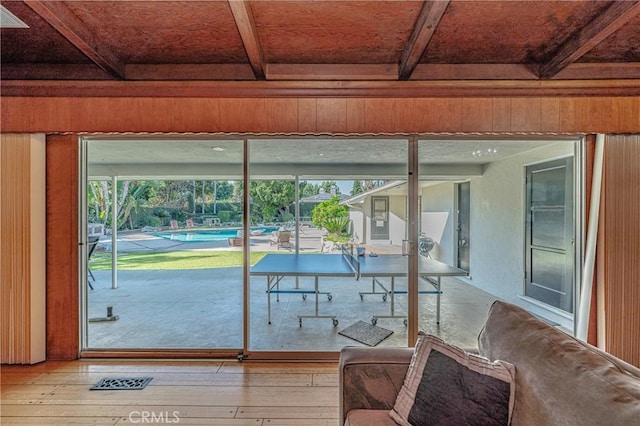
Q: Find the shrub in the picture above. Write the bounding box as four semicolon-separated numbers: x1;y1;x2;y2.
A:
324;216;350;235
311;196;349;229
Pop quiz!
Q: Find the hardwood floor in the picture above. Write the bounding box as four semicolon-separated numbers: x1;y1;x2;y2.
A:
1;360;339;425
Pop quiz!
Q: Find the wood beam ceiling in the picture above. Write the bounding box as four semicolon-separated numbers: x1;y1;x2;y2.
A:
4;1;639;83
228;0;266;80
398;0;450;80
540;0;640;78
23;0;125;79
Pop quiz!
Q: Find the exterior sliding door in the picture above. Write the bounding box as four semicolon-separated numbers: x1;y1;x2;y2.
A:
416;138;579;344
80;135;581;356
82;138;244;352
248;138;409;353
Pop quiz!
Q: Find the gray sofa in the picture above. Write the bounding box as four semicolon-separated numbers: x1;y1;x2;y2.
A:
339;301;640;425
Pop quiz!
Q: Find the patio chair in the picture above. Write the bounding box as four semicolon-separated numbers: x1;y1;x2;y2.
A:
270;230;292;250
228;229;244;246
170;219;179;229
87;236;100;290
185;218;195;228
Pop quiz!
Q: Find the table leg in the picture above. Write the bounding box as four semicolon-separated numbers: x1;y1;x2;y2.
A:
267;275;272;324
297;275;338;327
436;277;441;324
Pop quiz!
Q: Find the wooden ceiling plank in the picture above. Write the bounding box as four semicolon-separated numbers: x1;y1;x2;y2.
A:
398;0;450;81
22;0;125;79
540;1;640;79
228;0;266;80
266;64;398;81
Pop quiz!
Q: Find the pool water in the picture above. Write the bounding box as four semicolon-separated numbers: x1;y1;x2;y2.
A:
154;227;278;242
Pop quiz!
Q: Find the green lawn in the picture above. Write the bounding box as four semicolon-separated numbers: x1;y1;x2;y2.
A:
90;250;270;270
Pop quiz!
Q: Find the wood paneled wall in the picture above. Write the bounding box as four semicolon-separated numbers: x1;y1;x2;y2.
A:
45;134;80;360
0;134;46;364
603;135;640;366
1;96;639;134
1;94;639;364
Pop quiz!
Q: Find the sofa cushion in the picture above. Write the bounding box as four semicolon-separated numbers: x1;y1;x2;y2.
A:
345;409;398;426
478;300;640;426
390;333;515;426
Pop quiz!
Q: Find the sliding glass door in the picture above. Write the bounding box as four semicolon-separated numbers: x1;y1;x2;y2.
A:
82;138;244;352
80;135;581;356
416;138;579;346
247;138;409;352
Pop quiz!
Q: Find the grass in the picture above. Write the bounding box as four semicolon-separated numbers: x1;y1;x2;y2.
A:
90;250;270;270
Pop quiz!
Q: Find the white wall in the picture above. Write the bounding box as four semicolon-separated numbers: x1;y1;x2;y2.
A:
388;196;406;245
348;208;365;244
467;142;575;328
354;196;407;245
420;183;455;264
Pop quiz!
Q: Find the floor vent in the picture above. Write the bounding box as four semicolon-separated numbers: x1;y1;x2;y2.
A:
91;377;152;390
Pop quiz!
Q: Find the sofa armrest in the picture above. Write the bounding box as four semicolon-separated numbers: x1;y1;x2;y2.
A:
339;346;414;425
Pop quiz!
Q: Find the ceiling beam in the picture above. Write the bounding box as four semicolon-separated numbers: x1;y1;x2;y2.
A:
22;0;125;79
266;64;399;81
228;0;266;80
398;0;450;81
1;64;113;80
6;62;638;81
125;64;257;81
540;1;640;79
411;64;539;80
88;163;485;179
552;63;640;80
4;79;640;98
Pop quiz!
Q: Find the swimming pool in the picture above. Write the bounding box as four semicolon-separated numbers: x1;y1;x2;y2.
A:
154;227;278;242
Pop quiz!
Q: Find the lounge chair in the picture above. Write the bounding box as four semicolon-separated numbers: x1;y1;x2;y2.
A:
185;219;195;228
270;230;292;250
170;219;179;229
228;229;244;246
87;236;100;290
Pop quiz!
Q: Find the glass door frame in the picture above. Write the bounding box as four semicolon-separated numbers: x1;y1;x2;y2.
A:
407;136;420;346
78;135;246;358
244;136;415;359
80;134;570;357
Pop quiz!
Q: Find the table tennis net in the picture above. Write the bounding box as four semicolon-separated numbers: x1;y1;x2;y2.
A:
341;244;361;276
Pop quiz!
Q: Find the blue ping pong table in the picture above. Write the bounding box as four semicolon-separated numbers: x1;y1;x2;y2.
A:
355;254;468;325
250;250;467;327
250;252;359;327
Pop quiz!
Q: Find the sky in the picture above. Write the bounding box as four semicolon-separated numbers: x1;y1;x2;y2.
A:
308;180;353;195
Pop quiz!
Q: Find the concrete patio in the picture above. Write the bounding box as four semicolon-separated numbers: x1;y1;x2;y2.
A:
87;227;499;352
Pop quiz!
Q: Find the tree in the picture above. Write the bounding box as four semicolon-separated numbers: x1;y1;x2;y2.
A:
249;180;296;222
362;180;386;191
88;180;111;225
351;180;364;195
320;180;340;194
311;195;349;230
349;180;387;195
215;181;234;200
300;181;319;197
